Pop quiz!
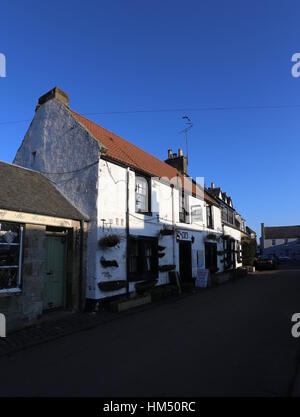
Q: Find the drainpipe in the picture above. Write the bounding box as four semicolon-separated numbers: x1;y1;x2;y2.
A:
171;183;181;293
171;184;175;266
79;219;84;312
126;168;130;298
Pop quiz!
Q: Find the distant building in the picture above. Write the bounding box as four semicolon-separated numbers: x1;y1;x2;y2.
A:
261;223;300;260
207;183;249;270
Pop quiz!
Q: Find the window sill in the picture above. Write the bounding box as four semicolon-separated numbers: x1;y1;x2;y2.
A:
0;288;22;298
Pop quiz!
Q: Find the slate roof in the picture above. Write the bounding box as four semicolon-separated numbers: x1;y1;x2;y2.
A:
264;226;300;239
71;110;218;206
0;161;86;221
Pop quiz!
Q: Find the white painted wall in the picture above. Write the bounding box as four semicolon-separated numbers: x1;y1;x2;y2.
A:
13;99;102;299
95;160;219;298
14;97;247;302
223;224;243;268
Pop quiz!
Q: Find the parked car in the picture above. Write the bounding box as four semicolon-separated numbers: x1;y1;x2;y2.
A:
254;254;279;270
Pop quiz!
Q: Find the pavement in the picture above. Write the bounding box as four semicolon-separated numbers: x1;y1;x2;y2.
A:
0;264;300;397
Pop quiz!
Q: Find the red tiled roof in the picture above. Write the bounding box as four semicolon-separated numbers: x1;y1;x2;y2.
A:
71;110;218;206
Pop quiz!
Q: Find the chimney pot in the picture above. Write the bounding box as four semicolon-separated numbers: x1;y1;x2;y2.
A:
211;182;215;189
173;153;177;158
168;149;173;159
178;148;183;157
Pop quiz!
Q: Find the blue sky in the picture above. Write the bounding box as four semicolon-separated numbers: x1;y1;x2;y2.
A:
0;0;300;236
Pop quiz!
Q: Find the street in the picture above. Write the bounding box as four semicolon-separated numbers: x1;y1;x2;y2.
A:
1;265;300;397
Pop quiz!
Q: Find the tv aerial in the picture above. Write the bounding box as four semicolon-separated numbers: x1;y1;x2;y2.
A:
179;116;193;163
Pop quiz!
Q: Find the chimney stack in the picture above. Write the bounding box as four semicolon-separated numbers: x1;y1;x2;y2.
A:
165;148;188;176
36;87;69;111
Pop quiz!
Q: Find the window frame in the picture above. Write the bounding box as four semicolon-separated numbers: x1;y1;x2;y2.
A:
135;175;152;215
0;221;24;294
179;190;190;224
191;205;203;224
206;205;214;229
128;236;158;282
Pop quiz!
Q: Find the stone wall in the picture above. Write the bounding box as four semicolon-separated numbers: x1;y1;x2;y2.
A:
0;221;86;332
0;224;46;332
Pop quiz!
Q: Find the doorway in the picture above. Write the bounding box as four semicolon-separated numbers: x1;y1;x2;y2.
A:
179;241;192;282
43;235;67;311
205;242;218;273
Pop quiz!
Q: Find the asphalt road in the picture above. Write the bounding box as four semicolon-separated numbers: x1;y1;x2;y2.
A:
1;265;300;397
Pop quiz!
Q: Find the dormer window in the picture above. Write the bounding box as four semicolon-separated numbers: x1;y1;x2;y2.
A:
135;176;150;214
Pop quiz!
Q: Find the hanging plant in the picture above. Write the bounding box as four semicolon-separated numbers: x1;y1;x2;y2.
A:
158;252;166;258
135;279;157;294
98;234;121;248
159;264;176;272
217;250;225;256
100;256;119;268
158;245;166;251
98;280;126;292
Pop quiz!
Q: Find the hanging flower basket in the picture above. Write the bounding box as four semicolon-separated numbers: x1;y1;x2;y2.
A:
98;280;126;292
159;264;176;272
135;279;158;294
158;252;166;258
98;234;121;248
158;245;166;251
100;257;119;268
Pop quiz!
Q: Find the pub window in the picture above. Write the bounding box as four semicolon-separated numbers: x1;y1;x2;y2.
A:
227;209;234;225
221;207;227;222
237;241;241;263
206;205;213;229
135;176;150;213
0;222;24;292
179;191;190;223
128;236;158;281
191;205;203;224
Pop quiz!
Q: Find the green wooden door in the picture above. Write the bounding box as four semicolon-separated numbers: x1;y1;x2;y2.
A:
43;236;66;310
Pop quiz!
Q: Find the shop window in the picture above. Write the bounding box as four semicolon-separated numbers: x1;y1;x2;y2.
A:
0;222;24;292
